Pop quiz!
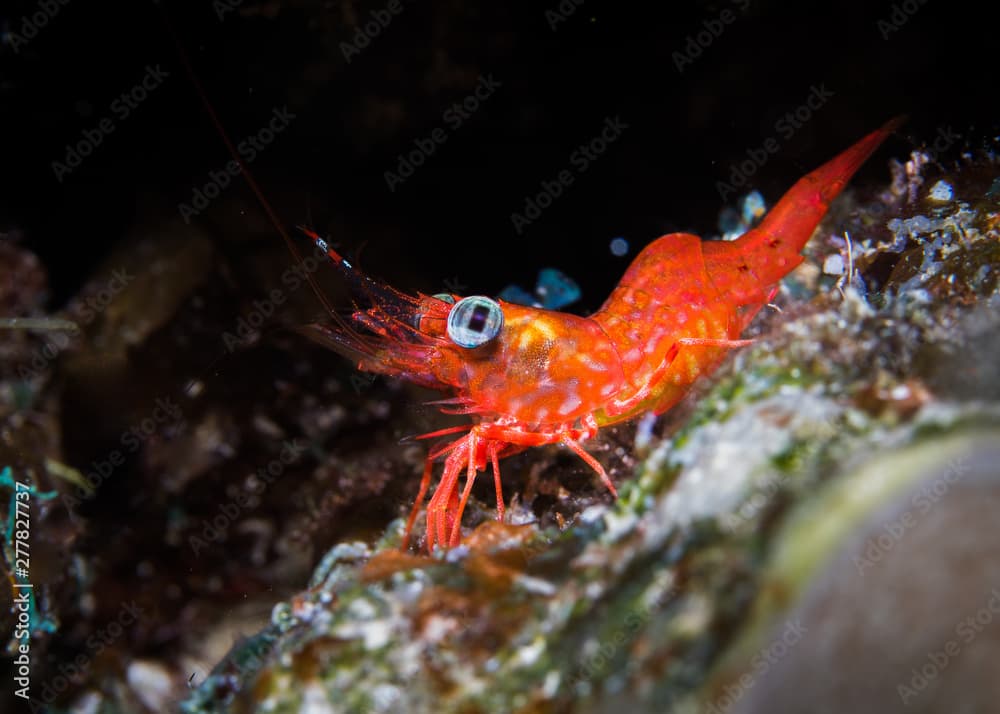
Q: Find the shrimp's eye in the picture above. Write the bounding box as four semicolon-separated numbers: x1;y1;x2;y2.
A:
433;293;456;304
446;296;503;348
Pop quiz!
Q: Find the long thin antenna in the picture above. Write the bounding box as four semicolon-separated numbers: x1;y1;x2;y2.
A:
154;2;339;320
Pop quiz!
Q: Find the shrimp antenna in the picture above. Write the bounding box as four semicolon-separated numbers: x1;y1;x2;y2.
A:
154;2;339;322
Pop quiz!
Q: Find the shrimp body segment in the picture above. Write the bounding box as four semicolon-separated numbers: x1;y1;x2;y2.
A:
301;118;900;551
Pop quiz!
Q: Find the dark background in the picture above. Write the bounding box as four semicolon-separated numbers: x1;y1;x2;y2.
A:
1;0;995;311
0;1;997;705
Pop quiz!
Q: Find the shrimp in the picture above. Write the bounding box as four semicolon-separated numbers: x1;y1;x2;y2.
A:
157;0;898;552
294;118;901;551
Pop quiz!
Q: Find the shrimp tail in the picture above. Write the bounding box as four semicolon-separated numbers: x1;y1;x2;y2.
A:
703;116;903;305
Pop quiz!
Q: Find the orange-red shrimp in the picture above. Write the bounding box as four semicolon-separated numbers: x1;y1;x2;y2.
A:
159;0;897;552
294;118;901;551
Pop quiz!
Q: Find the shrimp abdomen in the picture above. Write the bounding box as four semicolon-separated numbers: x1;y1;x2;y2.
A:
592;234;742;420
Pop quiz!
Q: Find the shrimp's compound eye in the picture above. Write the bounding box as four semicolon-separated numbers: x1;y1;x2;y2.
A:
446;296;503;348
433;293;456;304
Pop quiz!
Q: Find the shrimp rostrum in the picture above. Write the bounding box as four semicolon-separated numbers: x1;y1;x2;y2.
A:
299;119;899;551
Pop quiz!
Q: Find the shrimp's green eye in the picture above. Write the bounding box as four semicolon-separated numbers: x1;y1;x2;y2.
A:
433;293;456;304
447;296;503;348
